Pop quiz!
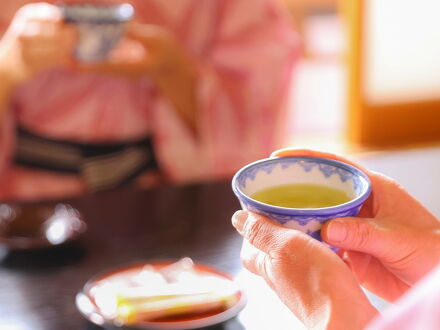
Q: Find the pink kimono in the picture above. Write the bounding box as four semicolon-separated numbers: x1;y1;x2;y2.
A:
367;264;440;330
0;0;298;200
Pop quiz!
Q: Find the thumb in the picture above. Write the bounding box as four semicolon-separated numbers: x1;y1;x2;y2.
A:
322;218;389;258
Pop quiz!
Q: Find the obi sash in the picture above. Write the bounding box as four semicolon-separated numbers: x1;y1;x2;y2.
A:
14;126;158;191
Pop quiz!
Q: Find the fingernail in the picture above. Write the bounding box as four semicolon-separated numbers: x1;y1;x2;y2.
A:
326;220;348;242
232;210;248;231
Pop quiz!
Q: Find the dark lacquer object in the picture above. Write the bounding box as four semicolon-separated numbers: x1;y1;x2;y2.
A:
0;203;87;250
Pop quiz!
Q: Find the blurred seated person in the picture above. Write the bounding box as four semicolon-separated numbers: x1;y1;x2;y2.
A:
0;0;298;201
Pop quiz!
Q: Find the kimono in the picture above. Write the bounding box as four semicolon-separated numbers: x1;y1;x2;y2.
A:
367;264;440;330
0;0;298;200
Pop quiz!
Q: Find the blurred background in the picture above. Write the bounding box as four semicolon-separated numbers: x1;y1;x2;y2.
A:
0;1;439;329
1;0;439;204
280;0;440;217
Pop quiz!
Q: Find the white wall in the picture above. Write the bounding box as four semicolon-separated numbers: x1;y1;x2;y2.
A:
355;146;440;217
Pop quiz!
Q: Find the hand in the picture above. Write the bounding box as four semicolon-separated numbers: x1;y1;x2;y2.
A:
232;210;377;330
272;148;440;302
80;22;188;78
0;3;76;86
79;22;198;134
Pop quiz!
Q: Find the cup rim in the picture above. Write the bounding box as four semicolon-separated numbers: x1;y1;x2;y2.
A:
231;156;372;215
60;3;135;23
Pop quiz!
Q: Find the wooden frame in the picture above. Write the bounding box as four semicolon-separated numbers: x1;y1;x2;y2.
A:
344;0;440;147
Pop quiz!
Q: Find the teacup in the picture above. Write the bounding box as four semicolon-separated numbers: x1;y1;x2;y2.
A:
61;3;135;62
231;156;371;242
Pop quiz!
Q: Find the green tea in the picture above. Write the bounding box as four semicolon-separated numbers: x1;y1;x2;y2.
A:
251;184;352;208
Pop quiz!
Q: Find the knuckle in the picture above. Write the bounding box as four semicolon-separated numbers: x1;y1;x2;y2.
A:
240;249;252;270
353;221;372;249
242;216;265;246
259;254;274;285
15;5;32;18
255;252;268;274
18;3;60;21
276;232;296;250
372;171;404;190
242;214;301;256
16;4;42;17
382;174;404;190
268;231;298;260
17;34;28;43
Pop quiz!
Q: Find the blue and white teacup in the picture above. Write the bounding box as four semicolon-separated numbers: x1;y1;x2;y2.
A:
61;3;134;62
232;156;371;242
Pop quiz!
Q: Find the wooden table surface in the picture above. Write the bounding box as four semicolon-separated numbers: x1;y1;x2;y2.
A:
0;181;303;330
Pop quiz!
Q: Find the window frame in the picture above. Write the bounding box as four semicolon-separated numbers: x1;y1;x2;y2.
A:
345;0;440;147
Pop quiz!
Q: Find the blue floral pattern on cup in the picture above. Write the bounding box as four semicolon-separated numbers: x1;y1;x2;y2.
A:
237;158;364;196
232;157;371;242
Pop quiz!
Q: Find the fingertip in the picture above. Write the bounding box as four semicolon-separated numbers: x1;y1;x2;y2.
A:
27;3;64;22
270;147;306;158
321;219;334;241
270;148;333;159
232;210;249;231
